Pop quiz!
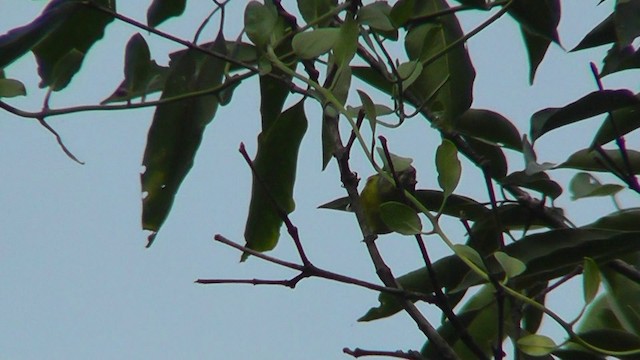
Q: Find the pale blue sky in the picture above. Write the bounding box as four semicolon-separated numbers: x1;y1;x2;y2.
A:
1;1;636;359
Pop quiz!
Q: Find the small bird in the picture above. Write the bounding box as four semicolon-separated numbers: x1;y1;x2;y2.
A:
359;165;417;234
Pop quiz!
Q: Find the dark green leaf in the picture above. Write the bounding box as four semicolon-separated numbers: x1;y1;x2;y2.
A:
436;139;461;199
147;0;186;28
523;282;548;333
0;1;74;69
465;136;508;178
601;45;640;77
380;201;422;235
49;48;84;91
358;2;396;31
0;78;26;98
614;0;640;48
244;1;279;48
570;329;640;353
583;257;600;305
578;294;625;333
396;60;423;90
569;172;623;200
292;28;340;59
297;0;337;27
553;349;606;360
508;0;560;44
518;334;557;357
142;34;228;247
521;26;552;84
593;101;640;146
559;148;640;174
101;61;169;104
361;229;640;321
243;100;308;259
123;34;151;96
390;0;415;28
32;0;115;90
584;208;640;232
531;90;640;142
502;170;563;199
452;0;486;8
404;0;475;125
333;17;359;67
455;109;522;151
351;66;394;95
572;13;616;51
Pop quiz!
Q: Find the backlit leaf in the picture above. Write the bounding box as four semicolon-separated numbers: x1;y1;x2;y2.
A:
583;257;600;305
358;2;395;31
142;33;228;246
243;100;308;259
292;28;340;59
494;251;526;279
380;201;422;235
518;334;557;356
436;139;461;199
0;78;26;98
570;172;623;200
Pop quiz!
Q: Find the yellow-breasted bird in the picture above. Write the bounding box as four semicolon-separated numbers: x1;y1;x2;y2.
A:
360;165;417;234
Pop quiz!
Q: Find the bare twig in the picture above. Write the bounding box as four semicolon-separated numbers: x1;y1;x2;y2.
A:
37;118;84;164
344;347;426;359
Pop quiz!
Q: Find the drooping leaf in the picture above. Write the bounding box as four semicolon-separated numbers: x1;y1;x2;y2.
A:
361;228;640;321
244;1;279;49
0;78;26;98
583;257;600;305
396;60;423;90
243;100;308;259
380;201;422;235
592;101;640;146
147;0;186;28
601;45;640;77
569;172;623;200
436;139;461;199
32;0;116;90
507;0;561;44
614;0;640;48
404;0;475;126
572;13;616;51
584;208;640;232
559;148;640;174
357;90;378;132
141;33;228;247
518;334;557;357
297;0;337;27
123;34;151;97
520;26;552;84
531;89;640;142
292;28;340;59
501;170;563;199
454;109;522;151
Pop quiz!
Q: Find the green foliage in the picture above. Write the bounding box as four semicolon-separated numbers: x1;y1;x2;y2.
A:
4;1;640;358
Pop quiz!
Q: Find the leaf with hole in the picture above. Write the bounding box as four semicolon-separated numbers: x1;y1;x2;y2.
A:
569;172;623;200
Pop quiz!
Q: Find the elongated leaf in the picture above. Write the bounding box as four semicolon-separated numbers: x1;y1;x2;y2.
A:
521;26;552;84
404;0;475;125
583;258;600;305
531;90;640;142
602;267;640;335
32;0;115;90
518;335;557;357
465;136;508;178
0;1;74;69
243;100;308;259
508;0;560;44
455;109;522;150
142;34;228;247
292;28;340;59
572;13;616;51
569;172;623;200
333;17;359;67
436;139;461;199
502;170;562;199
147;0;186;28
559;148;640;174
584;208;640;232
592;101;640;146
361;228;640;321
614;0;640;48
123;34;151;96
568;329;640;354
351;66;394;95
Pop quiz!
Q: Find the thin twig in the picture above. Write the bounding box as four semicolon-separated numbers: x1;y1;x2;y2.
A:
344;347;426;360
37;118;84;164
